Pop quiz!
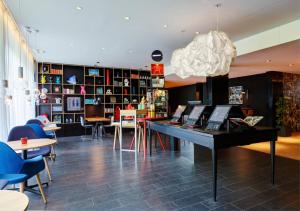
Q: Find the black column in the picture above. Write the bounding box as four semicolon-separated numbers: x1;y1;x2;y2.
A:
202;75;229;106
195;75;228;164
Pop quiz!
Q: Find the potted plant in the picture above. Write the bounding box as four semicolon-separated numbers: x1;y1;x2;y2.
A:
275;97;291;137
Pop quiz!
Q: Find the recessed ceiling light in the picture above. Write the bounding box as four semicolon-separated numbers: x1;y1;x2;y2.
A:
163;24;168;28
124;16;130;21
288;63;294;67
101;47;105;50
128;50;133;53
96;61;100;64
265;59;271;63
195;31;200;34
76;6;83;10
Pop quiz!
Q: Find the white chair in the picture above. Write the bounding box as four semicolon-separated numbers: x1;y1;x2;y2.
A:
118;110;147;155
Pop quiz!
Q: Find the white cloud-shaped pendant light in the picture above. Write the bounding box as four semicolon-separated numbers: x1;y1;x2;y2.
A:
171;30;236;78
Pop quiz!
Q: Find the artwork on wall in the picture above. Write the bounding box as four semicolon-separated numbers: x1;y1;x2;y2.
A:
229;86;244;104
67;97;81;111
88;69;99;76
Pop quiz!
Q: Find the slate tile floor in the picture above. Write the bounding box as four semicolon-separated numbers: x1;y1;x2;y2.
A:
26;135;299;210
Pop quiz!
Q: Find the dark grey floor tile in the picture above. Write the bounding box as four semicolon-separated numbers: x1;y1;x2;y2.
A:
24;135;299;211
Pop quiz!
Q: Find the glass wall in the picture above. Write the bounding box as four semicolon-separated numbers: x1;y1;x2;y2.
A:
0;1;35;141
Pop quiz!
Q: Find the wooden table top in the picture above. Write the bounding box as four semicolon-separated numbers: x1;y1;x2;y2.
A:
43;126;61;132
7;138;57;151
85;117;111;122
0;190;29;211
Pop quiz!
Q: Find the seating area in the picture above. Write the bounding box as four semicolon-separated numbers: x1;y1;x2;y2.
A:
0;1;299;210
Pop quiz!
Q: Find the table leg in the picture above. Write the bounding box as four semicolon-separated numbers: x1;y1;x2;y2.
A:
212;148;218;201
22;150;28;187
148;127;152;156
143;120;147;159
270;140;276;185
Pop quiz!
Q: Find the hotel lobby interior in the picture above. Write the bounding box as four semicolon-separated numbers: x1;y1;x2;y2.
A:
0;0;299;210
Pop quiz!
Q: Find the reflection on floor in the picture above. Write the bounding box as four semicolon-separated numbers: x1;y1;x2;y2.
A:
25;134;299;210
241;133;300;161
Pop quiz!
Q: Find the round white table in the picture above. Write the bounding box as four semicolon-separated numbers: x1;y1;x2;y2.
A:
0;190;29;211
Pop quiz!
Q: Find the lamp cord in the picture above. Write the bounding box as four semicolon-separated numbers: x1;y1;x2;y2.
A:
216;3;221;31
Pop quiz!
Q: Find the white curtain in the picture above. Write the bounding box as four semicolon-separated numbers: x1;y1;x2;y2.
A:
0;1;35;141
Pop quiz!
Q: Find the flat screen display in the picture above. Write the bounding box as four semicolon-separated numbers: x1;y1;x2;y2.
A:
208;105;232;123
188;105;205;120
173;105;186;118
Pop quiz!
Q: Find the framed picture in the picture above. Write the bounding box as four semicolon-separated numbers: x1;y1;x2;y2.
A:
67;97;81;111
229;86;243;104
88;69;99;76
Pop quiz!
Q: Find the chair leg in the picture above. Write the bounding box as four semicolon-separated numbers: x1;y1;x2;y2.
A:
113;126;118;149
118;126;121;149
19;182;25;193
44;157;52;181
36;174;47;204
138;126;141;152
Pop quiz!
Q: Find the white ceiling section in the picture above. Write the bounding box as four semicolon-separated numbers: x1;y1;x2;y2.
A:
5;0;300;68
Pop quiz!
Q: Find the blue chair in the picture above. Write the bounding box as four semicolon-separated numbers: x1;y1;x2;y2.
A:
0;179;8;189
26;119;43;127
0;142;47;203
7;125;53;181
26;119;55;138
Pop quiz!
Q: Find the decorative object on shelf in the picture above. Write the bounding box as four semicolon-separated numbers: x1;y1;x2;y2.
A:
113;81;119;86
138;96;146;110
106;69;111;85
85;99;94;105
67;75;77;85
53;85;61;93
41;98;48;104
124;97;129;103
124;78;129;87
50;68;62;74
126;104;135;110
55;98;62;104
152;76;165;88
80;85;86;95
131;73;139;79
63;88;75;94
106;88;112;95
132;87;137;95
40;88;48;100
48;76;53;83
93;97;101;105
114;106;121;121
170;4;236;78
53;115;62;123
41;64;50;73
67;97;81;111
105;108;114;113
110;96;116;103
124;88;128;95
88;68;99;76
53;105;62;112
96;87;103;94
132;99;138;104
40;75;46;84
140;80;146;87
55;76;61;84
